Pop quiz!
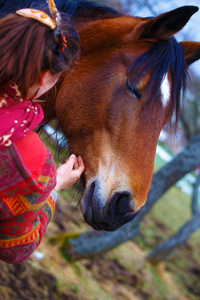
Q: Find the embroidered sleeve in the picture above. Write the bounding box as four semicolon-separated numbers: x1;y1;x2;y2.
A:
0;194;55;264
0;146;56;264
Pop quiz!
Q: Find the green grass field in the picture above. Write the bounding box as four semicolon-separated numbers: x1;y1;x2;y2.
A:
32;134;200;300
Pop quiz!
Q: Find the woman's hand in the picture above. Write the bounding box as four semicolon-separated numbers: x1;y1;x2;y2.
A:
55;154;85;191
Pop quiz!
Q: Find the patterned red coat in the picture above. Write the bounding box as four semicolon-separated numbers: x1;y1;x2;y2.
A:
0;84;56;264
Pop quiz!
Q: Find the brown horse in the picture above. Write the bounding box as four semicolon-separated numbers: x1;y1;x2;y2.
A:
3;1;199;231
47;2;200;231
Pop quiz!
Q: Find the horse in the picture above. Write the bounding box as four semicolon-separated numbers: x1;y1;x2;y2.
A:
1;1;200;231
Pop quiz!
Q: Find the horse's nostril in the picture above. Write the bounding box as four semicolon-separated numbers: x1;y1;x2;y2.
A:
110;192;134;217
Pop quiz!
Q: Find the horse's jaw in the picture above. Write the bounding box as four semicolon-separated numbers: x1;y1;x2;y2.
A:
78;134;145;231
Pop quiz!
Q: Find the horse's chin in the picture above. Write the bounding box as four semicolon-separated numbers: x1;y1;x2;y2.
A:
82;208;140;231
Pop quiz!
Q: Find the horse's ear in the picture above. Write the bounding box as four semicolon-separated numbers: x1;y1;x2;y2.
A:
137;6;198;39
179;41;200;66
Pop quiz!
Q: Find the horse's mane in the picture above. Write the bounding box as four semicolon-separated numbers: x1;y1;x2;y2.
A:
128;37;187;124
0;0;120;20
56;0;120;20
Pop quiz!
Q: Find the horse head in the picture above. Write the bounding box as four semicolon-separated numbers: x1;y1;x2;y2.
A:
53;5;200;231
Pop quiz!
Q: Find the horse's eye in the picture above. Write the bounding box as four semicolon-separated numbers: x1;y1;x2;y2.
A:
125;78;141;100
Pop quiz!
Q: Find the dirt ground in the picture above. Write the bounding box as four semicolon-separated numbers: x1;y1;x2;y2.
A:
0;199;79;300
1;195;199;300
0;261;77;300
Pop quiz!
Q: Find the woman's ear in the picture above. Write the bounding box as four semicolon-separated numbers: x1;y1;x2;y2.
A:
35;70;61;98
38;70;51;86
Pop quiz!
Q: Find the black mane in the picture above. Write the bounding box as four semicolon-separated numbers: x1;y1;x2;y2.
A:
128;37;188;123
0;0;120;20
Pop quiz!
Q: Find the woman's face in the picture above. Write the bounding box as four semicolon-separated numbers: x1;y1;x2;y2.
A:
35;71;61;98
28;71;61;99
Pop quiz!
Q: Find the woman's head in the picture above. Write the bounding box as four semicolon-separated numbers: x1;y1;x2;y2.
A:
0;10;79;97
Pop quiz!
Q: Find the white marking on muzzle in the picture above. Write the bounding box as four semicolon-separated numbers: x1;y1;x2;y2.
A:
85;131;130;202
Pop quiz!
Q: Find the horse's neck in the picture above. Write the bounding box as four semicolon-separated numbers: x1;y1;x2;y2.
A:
72;18;94;31
71;6;122;31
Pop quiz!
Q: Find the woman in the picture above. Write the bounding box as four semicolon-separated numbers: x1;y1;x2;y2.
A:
0;1;84;264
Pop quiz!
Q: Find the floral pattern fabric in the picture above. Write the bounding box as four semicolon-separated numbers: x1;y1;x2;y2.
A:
0;83;44;150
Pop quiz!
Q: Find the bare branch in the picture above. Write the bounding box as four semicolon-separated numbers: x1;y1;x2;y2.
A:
191;173;200;215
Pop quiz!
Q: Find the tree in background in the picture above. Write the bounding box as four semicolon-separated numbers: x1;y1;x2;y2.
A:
146;174;200;264
180;75;200;141
64;133;200;259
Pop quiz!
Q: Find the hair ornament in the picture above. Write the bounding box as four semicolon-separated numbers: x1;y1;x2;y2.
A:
46;0;67;53
46;0;61;29
16;9;56;29
16;0;67;53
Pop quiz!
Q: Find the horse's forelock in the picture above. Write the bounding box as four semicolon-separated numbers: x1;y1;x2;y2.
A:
0;0;41;15
57;0;120;19
128;37;187;125
0;0;119;19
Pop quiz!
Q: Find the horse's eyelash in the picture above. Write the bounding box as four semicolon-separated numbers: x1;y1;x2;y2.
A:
125;78;141;100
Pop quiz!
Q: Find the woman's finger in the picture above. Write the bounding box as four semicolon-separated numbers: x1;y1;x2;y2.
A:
77;156;85;173
71;157;85;180
74;156;79;170
66;154;78;169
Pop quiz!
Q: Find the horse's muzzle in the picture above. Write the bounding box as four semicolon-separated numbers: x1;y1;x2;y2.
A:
80;180;140;231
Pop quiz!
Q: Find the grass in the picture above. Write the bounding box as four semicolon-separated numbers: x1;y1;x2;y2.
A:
35;135;200;300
